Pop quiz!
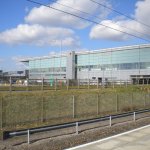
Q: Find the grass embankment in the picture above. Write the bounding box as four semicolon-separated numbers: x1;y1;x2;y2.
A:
0;85;150;136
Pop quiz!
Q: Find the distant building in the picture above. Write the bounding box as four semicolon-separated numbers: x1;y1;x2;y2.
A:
21;44;150;84
3;70;25;77
0;70;2;76
0;70;28;81
0;70;3;81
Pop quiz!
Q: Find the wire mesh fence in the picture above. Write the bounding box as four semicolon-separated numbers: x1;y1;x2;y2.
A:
0;92;150;129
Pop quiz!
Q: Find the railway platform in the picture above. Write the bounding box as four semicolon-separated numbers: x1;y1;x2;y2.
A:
67;125;150;150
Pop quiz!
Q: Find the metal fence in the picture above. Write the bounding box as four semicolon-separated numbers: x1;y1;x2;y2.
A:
0;77;149;92
0;92;150;129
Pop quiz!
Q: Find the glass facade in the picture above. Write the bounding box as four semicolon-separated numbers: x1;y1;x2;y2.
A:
28;56;67;79
77;47;150;72
24;44;150;81
29;57;67;69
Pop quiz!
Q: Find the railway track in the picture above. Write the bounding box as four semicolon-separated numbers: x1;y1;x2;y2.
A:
4;108;150;144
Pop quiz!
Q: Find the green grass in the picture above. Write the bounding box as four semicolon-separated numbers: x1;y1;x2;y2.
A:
0;86;150;131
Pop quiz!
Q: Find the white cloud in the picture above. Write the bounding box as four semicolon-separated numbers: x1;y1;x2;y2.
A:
0;24;79;47
90;0;150;41
25;0;110;29
90;20;129;41
135;0;150;27
0;0;112;47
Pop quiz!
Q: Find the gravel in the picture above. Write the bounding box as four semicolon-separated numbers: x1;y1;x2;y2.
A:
0;117;150;150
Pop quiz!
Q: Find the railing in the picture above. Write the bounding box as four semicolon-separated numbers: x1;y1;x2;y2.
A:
5;108;150;144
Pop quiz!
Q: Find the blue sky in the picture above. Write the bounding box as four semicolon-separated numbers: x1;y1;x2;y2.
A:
0;0;150;71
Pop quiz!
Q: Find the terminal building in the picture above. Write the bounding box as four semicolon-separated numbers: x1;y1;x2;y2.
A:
22;44;150;84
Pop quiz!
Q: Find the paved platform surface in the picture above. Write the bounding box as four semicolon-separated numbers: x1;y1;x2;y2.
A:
69;126;150;150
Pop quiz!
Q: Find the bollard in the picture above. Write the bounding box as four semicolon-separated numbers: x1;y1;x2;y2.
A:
133;112;136;122
27;129;30;144
109;116;112;127
76;122;79;134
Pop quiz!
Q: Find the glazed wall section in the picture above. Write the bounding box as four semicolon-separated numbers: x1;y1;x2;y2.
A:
27;45;150;81
77;47;150;81
29;56;67;79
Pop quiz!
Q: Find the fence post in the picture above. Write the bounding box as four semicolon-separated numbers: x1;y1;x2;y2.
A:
149;92;150;106
67;79;69;91
41;96;44;122
99;94;101;115
73;95;75;118
97;94;99;115
131;93;133;110
0;97;3;129
109;116;112;127
26;78;29;91
41;78;44;91
116;94;119;112
133;112;136;122
55;79;57;91
76;122;78;134
144;94;146;107
27;129;30;144
9;76;12;92
78;79;80;89
138;79;139;86
88;79;90;89
147;79;149;86
143;79;144;85
112;81;114;89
